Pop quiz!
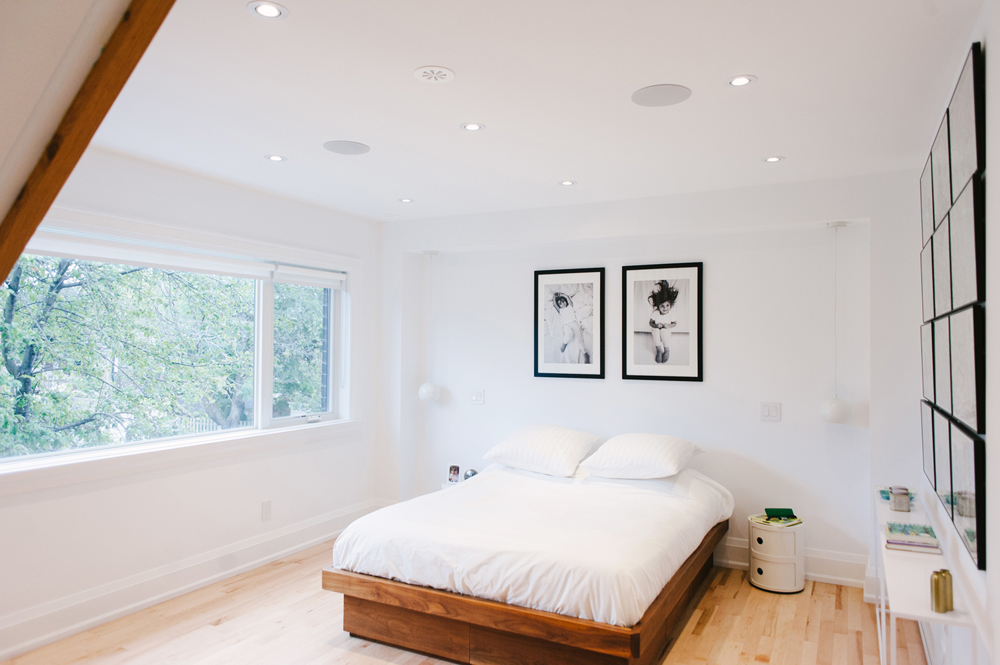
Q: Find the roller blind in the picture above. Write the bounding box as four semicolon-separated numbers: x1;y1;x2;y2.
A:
24;229;346;286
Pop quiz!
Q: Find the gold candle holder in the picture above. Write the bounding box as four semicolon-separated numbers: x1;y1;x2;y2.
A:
931;569;954;613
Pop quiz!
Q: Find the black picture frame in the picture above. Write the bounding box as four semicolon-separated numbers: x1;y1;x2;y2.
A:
920;157;934;246
933;317;952;413
622;262;703;381
533;268;605;379
950;305;986;433
933;409;953;520
920;242;934;323
921;323;934;402
951;423;987;569
921;400;935;488
947;43;986;195
932;217;952;317
949;178;986;311
931;113;952;226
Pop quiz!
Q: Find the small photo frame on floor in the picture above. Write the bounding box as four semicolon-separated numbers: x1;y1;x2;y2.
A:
622;262;703;381
534;268;605;379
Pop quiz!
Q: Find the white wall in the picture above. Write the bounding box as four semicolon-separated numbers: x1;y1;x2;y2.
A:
379;170;919;588
0;148;384;660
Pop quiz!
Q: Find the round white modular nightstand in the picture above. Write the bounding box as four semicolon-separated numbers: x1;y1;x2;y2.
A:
748;515;805;593
440;481;460;491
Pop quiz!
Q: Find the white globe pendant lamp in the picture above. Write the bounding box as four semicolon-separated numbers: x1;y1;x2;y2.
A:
822;223;850;424
418;382;441;402
821;397;850;424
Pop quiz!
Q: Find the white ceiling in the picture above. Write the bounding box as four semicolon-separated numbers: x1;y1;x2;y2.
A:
87;0;984;221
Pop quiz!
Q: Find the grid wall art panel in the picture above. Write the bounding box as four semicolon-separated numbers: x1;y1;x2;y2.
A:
918;43;986;569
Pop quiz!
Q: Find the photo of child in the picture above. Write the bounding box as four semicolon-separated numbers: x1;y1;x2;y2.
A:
535;268;604;379
632;279;690;366
543;282;594;364
648;281;678;363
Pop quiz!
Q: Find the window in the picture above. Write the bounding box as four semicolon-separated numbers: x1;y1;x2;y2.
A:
0;239;347;462
272;283;336;418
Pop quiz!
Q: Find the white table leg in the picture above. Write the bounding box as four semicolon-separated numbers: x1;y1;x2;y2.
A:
890;614;897;665
879;566;887;664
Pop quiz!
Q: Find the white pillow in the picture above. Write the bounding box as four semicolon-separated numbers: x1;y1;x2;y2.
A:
483;424;600;477
580;432;700;479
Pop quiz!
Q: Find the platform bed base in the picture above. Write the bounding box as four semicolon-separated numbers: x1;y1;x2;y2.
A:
322;519;728;665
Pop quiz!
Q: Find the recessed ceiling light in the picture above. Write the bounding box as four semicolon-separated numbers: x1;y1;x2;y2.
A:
729;75;757;87
399;198;414;203
323;140;370;155
560;180;576;186
631;84;692;107
461;123;485;131
265;154;286;161
764;156;785;162
247;2;288;19
414;66;455;83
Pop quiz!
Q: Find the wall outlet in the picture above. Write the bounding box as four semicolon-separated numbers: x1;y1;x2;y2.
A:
760;402;781;422
261;500;272;522
471;390;485;406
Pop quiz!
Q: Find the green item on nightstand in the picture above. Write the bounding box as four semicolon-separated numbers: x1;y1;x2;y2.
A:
765;508;796;519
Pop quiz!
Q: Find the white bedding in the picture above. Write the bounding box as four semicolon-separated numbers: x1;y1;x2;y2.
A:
333;464;734;627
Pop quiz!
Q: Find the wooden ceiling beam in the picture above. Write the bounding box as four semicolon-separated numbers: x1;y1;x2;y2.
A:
0;0;177;282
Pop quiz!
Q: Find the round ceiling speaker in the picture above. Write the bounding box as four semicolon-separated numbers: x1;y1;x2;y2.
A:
631;84;692;107
323;141;370;155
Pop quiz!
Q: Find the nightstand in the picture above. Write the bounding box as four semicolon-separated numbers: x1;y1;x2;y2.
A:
748;515;805;593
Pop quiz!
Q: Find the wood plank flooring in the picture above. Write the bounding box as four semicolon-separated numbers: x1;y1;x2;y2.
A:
665;568;926;665
3;541;924;665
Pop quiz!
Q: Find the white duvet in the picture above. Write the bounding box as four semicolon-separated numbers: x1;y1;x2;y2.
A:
333;464;734;627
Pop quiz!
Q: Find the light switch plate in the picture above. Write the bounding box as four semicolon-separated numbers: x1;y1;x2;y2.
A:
760;402;781;422
471;390;485;406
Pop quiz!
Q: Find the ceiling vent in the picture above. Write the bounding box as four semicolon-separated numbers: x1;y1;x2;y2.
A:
414;66;455;83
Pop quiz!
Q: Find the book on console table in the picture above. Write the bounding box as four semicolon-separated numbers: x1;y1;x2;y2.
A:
884;522;941;554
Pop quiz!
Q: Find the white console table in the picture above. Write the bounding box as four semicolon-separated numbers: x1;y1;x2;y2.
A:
872;489;977;665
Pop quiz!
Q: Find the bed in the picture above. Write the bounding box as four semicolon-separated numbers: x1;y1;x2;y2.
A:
322;464;733;664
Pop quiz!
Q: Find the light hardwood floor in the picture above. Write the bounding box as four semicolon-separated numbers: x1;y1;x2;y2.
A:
3;541;924;665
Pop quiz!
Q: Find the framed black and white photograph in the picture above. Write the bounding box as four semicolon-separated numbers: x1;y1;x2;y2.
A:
921;157;935;245
933;217;952;317
948;44;985;192
934;317;952;413
932;114;952;224
951;423;986;569
921;401;935;488
920;243;934;323
934;409;953;519
534;268;604;379
949;179;985;311
950;306;985;433
622;262;702;381
921;323;934;402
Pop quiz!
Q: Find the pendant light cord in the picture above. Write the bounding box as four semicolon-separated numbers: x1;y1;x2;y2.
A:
428;252;437;384
833;227;839;399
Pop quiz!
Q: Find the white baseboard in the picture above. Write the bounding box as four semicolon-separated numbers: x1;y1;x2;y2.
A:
714;536;867;588
0;498;391;661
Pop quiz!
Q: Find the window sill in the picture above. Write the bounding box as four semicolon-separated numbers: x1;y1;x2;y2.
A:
0;419;364;498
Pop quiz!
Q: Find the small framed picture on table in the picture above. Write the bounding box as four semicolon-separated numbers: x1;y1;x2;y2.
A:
622;262;703;381
534;268;605;379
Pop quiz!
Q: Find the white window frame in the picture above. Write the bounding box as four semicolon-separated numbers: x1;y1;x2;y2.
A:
3;223;356;462
257;274;347;428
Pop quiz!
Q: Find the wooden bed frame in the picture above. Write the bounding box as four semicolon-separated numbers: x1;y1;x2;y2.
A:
321;519;728;665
